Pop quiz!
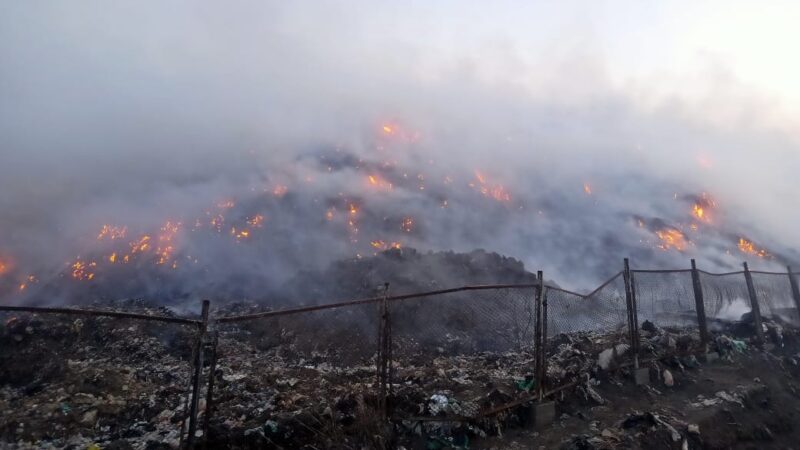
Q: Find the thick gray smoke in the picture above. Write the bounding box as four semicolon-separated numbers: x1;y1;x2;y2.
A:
1;2;798;305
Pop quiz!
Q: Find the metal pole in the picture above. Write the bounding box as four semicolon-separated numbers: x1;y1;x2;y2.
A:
540;281;548;401
179;346;195;447
743;263;765;345
376;283;390;422
623;258;638;369
535;271;544;401
788;266;800;323
690;259;710;348
186;300;210;449
202;332;219;450
630;269;640;363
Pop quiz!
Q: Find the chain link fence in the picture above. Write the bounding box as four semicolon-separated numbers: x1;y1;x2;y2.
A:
632;270;696;328
751;271;799;323
698;271;752;322
210;301;384;449
547;273;627;336
545;273;632;391
387;287;538;426
0;308;199;448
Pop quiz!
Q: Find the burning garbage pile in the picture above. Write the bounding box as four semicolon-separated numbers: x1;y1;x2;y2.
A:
1;125;794;309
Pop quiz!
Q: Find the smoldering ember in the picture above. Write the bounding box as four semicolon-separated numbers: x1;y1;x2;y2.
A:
3;2;800;450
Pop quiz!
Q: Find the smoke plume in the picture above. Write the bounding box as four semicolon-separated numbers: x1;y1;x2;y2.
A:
1;2;798;305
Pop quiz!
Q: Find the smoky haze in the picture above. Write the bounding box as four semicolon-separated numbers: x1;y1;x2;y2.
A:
1;2;798;305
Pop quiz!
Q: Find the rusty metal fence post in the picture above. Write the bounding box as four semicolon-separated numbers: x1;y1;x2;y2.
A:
541;282;548;400
376;283;391;422
202;331;219;450
186;299;210;449
623;258;639;368
743;263;766;344
690;259;710;348
630;269;640;363
534;271;545;401
788;266;800;322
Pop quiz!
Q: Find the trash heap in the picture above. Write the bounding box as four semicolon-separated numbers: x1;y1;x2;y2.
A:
278;248;539;306
0;304;196;450
2;291;800;448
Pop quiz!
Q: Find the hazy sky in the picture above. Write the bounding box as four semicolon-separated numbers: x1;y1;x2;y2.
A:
1;1;798;298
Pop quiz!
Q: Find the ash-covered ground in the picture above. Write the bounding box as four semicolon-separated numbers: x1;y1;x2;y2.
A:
2;250;800;449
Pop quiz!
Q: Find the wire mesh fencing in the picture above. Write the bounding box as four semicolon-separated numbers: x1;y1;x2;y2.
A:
545;273;632;390
387;287;538;422
209;301;384;449
750;271;799;323
0;309;198;448
390;287;536;355
697;271;752;323
547;273;627;336
632;270;696;328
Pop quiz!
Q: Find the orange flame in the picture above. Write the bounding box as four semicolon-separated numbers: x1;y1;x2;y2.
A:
691;192;716;224
655;228;688;251
370;240;402;250
583;183;592;195
97;225;127;241
210;214;225;232
130;235;152;254
367;174;394;191
231;227;250;240
18;275;36;291
247;214;265;228
738;238;769;258
472;171;511;203
692;204;706;221
71;259;97;280
155;221;181;265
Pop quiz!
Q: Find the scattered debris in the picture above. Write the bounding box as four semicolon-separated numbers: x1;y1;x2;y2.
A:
2;295;799;449
597;344;629;370
663;369;674;387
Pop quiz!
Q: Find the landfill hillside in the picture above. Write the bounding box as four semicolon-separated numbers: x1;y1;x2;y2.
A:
0;250;799;449
275;248;540;305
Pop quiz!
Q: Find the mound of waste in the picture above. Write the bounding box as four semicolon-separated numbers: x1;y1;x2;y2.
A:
277;248;540;305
